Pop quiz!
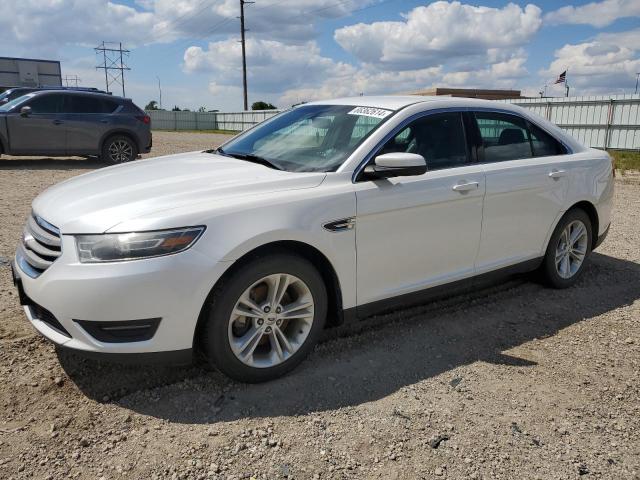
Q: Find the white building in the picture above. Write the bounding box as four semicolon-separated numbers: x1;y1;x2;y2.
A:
0;56;62;89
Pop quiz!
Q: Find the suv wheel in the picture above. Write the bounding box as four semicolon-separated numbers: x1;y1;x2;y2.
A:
541;209;592;288
102;135;138;164
201;254;328;383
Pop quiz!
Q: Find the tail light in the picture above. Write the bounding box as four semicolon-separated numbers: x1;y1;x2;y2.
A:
136;115;150;124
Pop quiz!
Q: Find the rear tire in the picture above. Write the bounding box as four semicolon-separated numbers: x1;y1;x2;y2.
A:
541;209;592;289
201;253;328;383
101;135;138;164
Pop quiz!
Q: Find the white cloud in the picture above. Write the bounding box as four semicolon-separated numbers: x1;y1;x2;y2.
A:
544;0;640;28
183;35;532;108
154;0;375;44
278;66;444;106
0;1;156;56
0;0;375;56
540;29;640;95
334;1;542;70
184;38;355;95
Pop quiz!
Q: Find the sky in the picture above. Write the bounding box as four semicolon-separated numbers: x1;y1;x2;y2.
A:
1;0;639;111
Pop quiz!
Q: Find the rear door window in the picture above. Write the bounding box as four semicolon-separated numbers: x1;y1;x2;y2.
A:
66;95;119;114
474;112;532;162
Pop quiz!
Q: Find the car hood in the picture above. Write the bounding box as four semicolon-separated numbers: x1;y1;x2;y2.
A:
32;151;326;233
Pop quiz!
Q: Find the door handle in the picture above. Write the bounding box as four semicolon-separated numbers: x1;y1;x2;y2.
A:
452;181;479;192
52;119;63;125
548;169;566;179
100;119;109;124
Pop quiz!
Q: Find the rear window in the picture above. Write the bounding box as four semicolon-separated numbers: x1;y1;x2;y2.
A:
119;101;145;114
66;95;119;114
528;122;566;157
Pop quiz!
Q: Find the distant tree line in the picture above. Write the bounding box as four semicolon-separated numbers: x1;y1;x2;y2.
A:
144;99;277;112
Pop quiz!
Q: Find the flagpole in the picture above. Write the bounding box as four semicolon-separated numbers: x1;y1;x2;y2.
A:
565;67;570;97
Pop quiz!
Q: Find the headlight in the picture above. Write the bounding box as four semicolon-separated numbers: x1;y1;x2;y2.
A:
75;227;205;263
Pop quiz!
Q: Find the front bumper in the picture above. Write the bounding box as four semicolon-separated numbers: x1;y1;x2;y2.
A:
12;236;229;363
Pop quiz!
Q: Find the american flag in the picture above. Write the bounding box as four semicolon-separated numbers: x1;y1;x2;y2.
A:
554;70;567;84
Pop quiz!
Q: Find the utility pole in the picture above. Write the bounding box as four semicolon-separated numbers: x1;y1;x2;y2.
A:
63;75;80;87
239;0;254;111
119;42;126;97
95;41;131;96
156;76;162;109
539;84;547;98
635;72;640;94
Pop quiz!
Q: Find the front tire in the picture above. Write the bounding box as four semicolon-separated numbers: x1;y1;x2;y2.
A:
201;253;328;382
101;135;138;164
541;209;592;288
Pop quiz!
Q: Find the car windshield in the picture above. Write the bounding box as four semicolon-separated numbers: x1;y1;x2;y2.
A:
0;93;33;112
217;104;395;172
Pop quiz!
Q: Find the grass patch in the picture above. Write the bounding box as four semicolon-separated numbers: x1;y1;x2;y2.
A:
153;129;239;135
609;150;640;173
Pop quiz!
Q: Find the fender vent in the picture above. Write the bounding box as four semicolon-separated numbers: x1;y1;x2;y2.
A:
323;217;355;232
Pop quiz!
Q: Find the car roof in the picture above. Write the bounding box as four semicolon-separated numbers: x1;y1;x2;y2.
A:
304;95;429;110
26;90;125;101
303;95;524;112
6;86;104;92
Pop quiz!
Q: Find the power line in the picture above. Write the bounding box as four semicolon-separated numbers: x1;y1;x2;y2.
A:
95;41;131;97
151;0;222;43
154;0;400;108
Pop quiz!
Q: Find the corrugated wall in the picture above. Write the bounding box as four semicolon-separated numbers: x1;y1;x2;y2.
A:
147;110;279;132
147;95;640;150
499;94;640;150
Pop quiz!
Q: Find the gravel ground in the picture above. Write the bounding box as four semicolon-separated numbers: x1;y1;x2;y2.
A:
0;133;639;479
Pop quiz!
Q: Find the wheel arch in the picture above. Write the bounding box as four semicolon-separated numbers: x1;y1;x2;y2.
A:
568;200;599;250
193;240;345;353
545;200;600;254
100;129;140;152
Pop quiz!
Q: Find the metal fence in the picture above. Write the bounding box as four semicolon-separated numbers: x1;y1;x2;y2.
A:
147;109;279;132
499;94;640;150
147;94;640;150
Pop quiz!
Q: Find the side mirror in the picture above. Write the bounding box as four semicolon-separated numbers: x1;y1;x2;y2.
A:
20;106;32;117
363;152;427;179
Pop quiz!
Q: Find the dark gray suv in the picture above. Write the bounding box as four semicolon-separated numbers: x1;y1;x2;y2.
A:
0;91;151;163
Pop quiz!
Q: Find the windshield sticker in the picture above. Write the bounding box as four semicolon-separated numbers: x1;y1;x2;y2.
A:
348;106;393;119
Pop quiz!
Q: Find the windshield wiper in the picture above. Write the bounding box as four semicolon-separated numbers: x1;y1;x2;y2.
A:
214;147;283;171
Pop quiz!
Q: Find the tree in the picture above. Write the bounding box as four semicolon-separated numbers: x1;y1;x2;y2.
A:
171;105;181;111
251;101;277;110
198;106;207;113
145;100;159;110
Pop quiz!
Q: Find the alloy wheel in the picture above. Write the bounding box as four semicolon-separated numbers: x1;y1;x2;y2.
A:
108;140;133;163
555;220;588;279
228;273;315;368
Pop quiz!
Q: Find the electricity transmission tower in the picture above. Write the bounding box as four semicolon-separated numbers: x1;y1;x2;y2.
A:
95;42;131;96
239;0;254;111
63;75;81;87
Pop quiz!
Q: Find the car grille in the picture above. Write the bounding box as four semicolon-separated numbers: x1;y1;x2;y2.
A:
18;213;62;278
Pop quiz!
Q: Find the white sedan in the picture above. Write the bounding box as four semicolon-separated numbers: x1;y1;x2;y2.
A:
13;96;614;382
